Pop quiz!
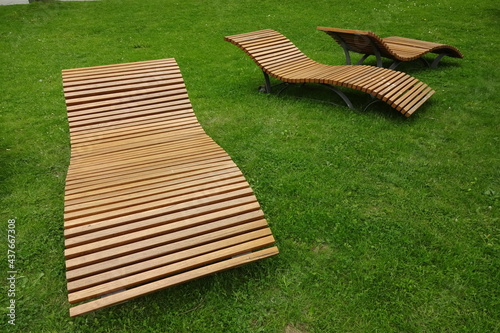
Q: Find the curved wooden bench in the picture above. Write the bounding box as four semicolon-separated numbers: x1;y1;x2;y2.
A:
62;58;278;317
224;29;435;117
317;27;463;69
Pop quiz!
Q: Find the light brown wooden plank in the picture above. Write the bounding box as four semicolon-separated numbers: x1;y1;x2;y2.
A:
67;228;273;291
68;236;276;304
65;210;266;282
66;196;261;252
64;162;237;205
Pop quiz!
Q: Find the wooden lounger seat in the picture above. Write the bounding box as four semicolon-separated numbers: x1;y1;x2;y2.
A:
224;29;435;117
317;27;463;69
62;58;278;317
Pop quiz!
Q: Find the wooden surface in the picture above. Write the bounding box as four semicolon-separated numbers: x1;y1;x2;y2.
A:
225;29;435;117
62;58;278;317
317;27;464;62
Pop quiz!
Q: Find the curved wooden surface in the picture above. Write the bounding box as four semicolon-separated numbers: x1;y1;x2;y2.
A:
225;29;435;117
317;27;463;62
62;58;278;317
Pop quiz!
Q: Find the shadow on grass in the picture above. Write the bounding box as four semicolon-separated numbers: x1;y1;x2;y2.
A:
71;260;281;326
258;82;429;121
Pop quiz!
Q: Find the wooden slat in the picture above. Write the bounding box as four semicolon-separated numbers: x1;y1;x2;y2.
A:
404;88;435;117
62;58;278;316
66;88;188;112
64;178;250;223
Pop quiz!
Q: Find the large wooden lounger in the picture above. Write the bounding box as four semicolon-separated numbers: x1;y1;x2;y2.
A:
62;58;278;317
317;27;463;69
224;29;435;117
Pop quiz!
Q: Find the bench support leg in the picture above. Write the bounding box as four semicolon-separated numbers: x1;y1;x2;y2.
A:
341;44;352;65
356;54;370;65
260;72;290;94
363;96;382;111
390;57;434;70
276;82;293;95
260;71;272;93
322;84;354;109
261;73;353;110
419;57;430;68
389;61;402;70
370;48;383;67
431;54;446;69
328;33;353;65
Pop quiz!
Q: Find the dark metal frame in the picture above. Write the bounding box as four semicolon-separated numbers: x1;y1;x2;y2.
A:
430;53;447;69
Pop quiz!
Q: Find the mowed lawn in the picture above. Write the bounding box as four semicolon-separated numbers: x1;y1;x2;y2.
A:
0;0;498;332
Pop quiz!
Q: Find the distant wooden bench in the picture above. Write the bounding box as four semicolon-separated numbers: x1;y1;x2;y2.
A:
317;27;463;69
225;29;435;117
62;58;278;317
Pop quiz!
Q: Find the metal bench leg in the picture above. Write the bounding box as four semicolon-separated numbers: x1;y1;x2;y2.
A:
431;54;446;69
276;83;293;95
260;71;272;93
259;71;290;94
356;54;370;65
330;33;352;65
353;52;383;67
373;48;383;67
389;60;402;70
322;84;354;109
363;97;382;111
419;57;430;68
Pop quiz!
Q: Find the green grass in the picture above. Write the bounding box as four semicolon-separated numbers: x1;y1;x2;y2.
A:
1;0;499;331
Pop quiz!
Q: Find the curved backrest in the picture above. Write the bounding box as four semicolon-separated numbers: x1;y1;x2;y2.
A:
316;27;396;59
224;29;315;75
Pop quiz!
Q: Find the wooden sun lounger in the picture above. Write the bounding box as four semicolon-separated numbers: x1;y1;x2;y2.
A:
317;27;463;69
62;58;278;317
224;29;435;117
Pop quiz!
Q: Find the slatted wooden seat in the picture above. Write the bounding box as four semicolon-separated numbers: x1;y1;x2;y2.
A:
224;29;435;117
317;27;463;69
62;58;278;317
